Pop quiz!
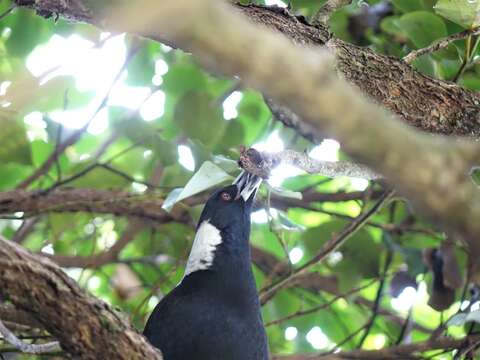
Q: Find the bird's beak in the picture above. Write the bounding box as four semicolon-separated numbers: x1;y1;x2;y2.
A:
234;170;262;201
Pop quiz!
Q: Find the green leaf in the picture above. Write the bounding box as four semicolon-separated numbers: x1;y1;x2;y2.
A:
30;139;54;167
111;110;177;166
5;10;52;58
163;62;207;96
302;220;380;283
0;162;32;190
215;119;245;151
435;0;480;28
276;211;305;232
67;163;131;189
412;54;437;77
5;73;90;114
237;91;271;144
162;161;233;211
153;137;178;166
268;185;303;200
0;112;32;165
460;72;480;90
391;0;425;13
470;166;480;185
211;154;239;173
380;16;407;37
174;91;226;148
126;44;156;86
399;11;448;48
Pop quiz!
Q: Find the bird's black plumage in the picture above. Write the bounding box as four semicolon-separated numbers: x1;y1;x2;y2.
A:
143;173;268;360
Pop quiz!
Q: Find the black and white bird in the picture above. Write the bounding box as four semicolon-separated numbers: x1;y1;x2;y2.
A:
143;171;269;360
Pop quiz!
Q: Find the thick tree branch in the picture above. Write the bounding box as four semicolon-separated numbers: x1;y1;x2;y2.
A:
0;188;381;220
13;1;480;137
0;189;174;222
0;303;42;329
238;4;480;137
0;236;161;359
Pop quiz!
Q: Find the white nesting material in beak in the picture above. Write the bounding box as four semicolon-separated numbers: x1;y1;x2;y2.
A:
233;170;262;201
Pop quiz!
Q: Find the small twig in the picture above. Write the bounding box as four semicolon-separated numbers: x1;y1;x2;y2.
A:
12;218;38;244
453;35;473;83
357;249;393;348
403;27;480;64
395;306;413;345
453;35;480;83
45;136;163;192
53;122;64;183
0;319;60;354
326;322;370;354
264;98;320;143
265;187;292;270
312;0;352;26
264;279;377;327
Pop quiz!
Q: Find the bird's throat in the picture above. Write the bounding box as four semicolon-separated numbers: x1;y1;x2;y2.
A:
184;221;222;277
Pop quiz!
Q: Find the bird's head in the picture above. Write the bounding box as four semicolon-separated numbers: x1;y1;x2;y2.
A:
198;171;261;231
183;171;262;277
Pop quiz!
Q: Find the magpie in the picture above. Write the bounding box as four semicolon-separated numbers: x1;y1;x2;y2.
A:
143;171;269;360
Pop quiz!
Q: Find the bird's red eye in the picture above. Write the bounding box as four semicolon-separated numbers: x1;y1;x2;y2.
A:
221;192;232;201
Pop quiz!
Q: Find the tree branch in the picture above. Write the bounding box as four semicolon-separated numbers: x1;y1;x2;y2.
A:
312;0;352;26
272;335;478;359
0;189;174;222
264;97;321;143
240;148;381;180
0;303;42;329
404;27;480;64
13;1;480;136
0;188;385;220
0;319;61;354
0;236;162;359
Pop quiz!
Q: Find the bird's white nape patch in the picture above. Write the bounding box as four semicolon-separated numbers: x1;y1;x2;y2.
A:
184;221;222;277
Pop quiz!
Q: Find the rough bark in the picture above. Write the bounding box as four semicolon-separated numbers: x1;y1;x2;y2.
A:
13;1;480;136
0;188;379;220
0;188;173;222
0;236;162;359
0;303;42;329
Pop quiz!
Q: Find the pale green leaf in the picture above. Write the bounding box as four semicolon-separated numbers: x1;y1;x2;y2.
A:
435;0;480;28
162;161;233;211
